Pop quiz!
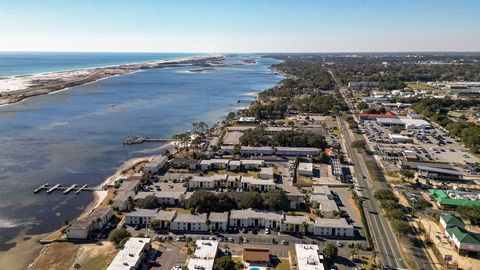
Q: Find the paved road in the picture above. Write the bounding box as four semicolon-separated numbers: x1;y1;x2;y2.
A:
339;118;407;269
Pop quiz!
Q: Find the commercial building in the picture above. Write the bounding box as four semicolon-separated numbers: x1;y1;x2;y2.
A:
66;207;113;239
446;226;480;255
418;166;463;181
313;218;354;237
229;209;282;229
187;240;219;270
348;81;380;89
171;213;209;232
240;176;275;192
298;162;314;176
428;189;480;209
389;134;412;143
106;238;151;270
295;244;325;270
143;155;168;174
359;112;397;121
124;209;176;230
440;214;465;231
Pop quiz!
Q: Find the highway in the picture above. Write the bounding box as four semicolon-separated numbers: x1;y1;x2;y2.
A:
339;118;407;269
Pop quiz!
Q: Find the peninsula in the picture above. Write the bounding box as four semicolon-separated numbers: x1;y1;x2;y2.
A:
0;55;222;105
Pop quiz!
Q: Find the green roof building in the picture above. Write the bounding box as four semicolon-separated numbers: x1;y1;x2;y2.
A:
427;189;480;209
446;226;480;254
440;214;465;230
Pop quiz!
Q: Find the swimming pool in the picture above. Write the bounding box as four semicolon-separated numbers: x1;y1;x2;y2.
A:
249;268;261;270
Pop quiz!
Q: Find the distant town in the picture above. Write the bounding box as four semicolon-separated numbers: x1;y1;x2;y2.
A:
30;53;480;270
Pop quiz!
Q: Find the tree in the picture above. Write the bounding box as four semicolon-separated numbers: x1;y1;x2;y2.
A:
357;102;369;110
74;263;81;270
351;139;366;149
457;205;480;225
135;195;159;209
237;191;264;209
213;256;241;270
262;189;290;211
392;125;404;134
323;242;338;262
399;169;415;180
391;220;411;236
374;189;398;202
413;198;432;210
109;228;131;245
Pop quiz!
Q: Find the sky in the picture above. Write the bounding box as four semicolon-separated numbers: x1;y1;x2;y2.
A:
0;0;479;53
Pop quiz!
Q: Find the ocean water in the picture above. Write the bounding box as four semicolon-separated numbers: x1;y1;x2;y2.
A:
0;52;203;76
0;53;283;251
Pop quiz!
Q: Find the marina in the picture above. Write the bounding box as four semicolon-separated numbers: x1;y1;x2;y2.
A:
33;183;102;194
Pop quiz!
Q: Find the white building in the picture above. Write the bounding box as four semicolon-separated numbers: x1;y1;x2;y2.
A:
143;155;168;174
313;218;354;237
312;186;333;199
228;160;241;171
112;181;139;211
187;240;219;270
199;159;230;170
189;174;228;189
171;213;209;232
260;167;274;179
240;176;275;192
135;191;185;206
275;147;320;157
400;118;431;129
221;146;275;156
229;209;282;229
389;133;412;143
316;199;340;218
298;162;314;176
124;209;176;230
241;159;265;170
280;215;313;233
106;238;151;270
66;207;113;239
295;244;325;270
208;212;229;232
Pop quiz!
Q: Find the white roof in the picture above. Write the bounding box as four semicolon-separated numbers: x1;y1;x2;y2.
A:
191;174;228;182
317;199;339;212
107;238;151;270
399;118;431;127
283;215;312;225
314;218;353;229
241;159;265;165
298;162;313;172
188;240;219;270
135;190;185;200
312;186;330;195
260;167;274;175
389;134;410;140
240;176;275;186
200;159;230;165
230;208;282;220
295;244;325;270
229;160;241;166
174;213;207;223
125;209;176;221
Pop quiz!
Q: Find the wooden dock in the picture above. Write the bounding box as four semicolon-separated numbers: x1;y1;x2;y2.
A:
122;135;172;145
33;183;101;194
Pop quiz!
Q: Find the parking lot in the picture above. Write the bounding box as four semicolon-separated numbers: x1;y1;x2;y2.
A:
359;119;480;171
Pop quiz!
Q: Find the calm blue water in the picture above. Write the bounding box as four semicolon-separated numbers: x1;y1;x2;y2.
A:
0;52;203;76
0;53;283;252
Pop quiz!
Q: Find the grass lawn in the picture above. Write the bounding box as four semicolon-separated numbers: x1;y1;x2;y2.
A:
407;82;436;91
41;229;65;241
295;175;314;187
273;258;291;270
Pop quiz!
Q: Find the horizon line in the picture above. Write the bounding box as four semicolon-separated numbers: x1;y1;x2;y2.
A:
1;50;480;54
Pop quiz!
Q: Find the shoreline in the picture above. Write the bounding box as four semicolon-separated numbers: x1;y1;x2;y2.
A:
0;55;222;106
7;56;282;269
